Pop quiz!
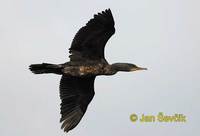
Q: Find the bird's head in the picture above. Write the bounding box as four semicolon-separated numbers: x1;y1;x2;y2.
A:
111;63;147;72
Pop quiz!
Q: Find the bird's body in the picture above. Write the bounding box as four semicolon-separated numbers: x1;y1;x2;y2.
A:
29;9;146;133
62;62;114;76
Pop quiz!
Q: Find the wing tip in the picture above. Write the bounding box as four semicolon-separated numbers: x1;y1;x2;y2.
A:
60;108;84;133
105;8;112;13
87;8;115;27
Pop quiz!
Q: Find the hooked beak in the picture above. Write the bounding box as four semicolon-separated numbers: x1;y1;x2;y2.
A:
131;66;147;71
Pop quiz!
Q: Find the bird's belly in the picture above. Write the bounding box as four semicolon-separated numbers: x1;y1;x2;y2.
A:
62;65;104;76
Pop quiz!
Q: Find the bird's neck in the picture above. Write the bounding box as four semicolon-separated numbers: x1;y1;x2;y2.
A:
111;63;131;72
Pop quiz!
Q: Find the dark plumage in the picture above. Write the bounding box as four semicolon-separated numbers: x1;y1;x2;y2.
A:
69;9;115;61
29;9;147;133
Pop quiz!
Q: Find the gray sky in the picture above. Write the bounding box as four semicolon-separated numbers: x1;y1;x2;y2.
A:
0;0;199;136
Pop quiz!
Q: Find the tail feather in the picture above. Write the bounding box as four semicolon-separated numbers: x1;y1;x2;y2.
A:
29;63;62;74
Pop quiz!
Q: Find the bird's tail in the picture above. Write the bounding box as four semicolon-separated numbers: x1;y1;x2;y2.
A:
29;63;62;74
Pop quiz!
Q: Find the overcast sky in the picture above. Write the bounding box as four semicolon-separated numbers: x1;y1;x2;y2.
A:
0;0;199;136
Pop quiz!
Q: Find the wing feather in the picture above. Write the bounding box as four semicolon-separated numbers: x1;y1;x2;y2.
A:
59;75;95;132
69;9;115;61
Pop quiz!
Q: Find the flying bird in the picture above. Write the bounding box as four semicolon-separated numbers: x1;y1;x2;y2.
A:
29;9;147;133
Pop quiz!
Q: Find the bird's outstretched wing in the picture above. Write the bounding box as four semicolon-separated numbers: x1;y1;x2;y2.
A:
69;9;115;61
59;75;95;132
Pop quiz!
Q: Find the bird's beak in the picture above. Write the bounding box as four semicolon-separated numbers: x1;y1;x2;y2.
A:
131;66;147;71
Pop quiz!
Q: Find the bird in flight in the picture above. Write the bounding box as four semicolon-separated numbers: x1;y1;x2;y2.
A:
29;9;147;133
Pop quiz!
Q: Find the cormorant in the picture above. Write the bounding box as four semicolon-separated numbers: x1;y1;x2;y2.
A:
29;9;147;133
